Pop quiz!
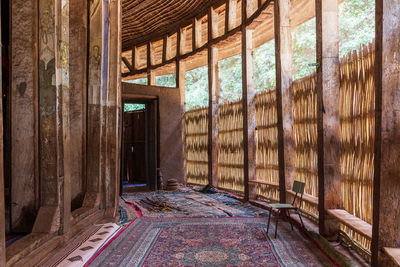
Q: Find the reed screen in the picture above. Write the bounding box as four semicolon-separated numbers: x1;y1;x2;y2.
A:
292;74;319;217
185;107;209;185
217;100;244;194
255;90;280;201
339;43;375;252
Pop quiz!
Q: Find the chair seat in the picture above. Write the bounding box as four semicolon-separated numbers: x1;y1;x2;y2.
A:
268;203;297;209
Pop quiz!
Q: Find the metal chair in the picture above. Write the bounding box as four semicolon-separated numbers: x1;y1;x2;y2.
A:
266;180;306;238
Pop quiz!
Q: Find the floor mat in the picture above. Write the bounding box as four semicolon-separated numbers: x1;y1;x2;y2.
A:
122;189;268;218
89;217;339;267
118;198;140;225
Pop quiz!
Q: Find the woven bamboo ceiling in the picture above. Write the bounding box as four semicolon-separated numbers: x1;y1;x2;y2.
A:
122;0;217;50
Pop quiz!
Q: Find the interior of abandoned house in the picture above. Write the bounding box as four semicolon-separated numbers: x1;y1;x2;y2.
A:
0;0;399;266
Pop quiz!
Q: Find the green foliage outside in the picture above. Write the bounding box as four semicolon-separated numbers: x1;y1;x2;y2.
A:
292;18;317;80
339;0;375;57
253;40;276;91
218;55;242;103
185;66;209;110
124;103;146;112
156;74;176;87
125;0;375;111
126;78;148;85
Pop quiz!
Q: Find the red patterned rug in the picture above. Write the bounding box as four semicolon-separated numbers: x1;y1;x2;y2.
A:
88;217;337;266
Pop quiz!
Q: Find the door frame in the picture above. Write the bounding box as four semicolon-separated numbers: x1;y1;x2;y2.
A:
120;97;159;194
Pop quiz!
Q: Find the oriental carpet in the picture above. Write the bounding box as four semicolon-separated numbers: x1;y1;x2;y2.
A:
88;217;337;267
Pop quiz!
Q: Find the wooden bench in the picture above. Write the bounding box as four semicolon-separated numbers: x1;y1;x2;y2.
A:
327;209;372;239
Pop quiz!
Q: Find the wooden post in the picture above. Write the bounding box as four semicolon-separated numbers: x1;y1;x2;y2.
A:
11;0;37;233
0;3;6;263
58;0;72;234
227;0;237;31
316;0;341;237
162;36;167;63
70;0;88;210
147;42;156;85
177;60;187;183
242;32;257;201
105;0;121;216
372;0;400;265
207;8;219;187
274;0;293;203
242;0;257;201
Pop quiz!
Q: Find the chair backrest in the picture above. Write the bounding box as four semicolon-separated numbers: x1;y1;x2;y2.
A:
291;181;305;208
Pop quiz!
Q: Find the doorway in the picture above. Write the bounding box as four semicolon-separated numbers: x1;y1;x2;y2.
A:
121;98;159;193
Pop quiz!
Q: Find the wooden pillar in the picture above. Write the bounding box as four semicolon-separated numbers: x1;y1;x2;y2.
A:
105;0;121;216
242;0;257;201
177;60;187;183
316;0;341;236
86;0;103;205
30;0;72;234
242;29;257;200
0;4;6;264
147;42;156;85
70;0;88;209
208;8;219;187
274;0;293;203
11;0;38;233
372;0;400;265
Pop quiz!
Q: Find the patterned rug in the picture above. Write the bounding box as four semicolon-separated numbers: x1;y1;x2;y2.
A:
118;198;141;225
122;189;268;218
89;217;338;267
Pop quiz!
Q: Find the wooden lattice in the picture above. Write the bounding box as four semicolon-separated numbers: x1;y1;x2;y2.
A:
185;107;209;185
340;43;375;252
255;90;279;201
217;100;244;194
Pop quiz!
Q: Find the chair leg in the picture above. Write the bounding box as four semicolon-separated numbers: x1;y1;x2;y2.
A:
275;211;279;238
267;208;272;235
287;210;293;231
297;210;305;229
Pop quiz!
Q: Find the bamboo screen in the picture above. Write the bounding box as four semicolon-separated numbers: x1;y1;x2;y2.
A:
255;90;280;201
339;43;375;252
185;107;209;185
217;100;244;194
292;74;319;218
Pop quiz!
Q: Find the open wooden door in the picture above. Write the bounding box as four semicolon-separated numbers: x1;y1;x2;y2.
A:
121;98;159;193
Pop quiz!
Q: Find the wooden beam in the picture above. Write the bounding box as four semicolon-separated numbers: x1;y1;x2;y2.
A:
274;0;293;204
372;0;400;265
208;46;219;187
127;0;273;78
242;0;257;201
122;57;134;72
316;0;341;237
162;36;167;63
0;3;6;263
147;42;151;69
176;29;181;88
